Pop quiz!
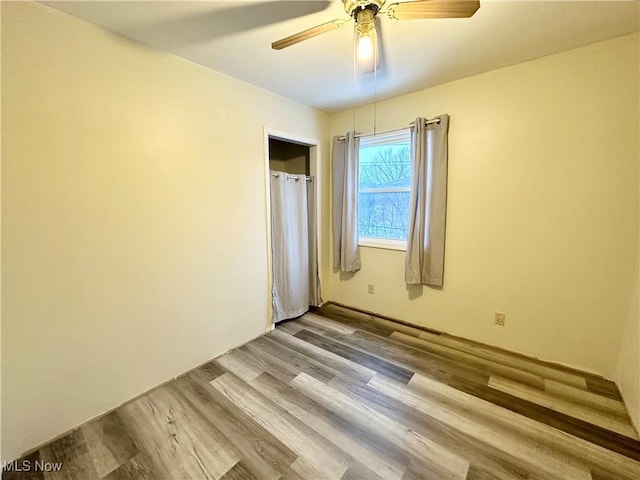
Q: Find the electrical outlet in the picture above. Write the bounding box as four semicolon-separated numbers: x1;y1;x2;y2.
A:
495;312;506;326
368;284;374;294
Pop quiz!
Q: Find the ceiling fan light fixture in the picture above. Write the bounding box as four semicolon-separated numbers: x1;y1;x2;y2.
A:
356;28;378;72
357;31;374;60
354;7;377;70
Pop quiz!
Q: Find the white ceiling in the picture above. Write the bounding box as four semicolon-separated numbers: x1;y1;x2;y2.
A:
43;1;639;113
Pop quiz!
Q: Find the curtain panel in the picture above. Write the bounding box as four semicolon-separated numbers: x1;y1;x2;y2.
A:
271;171;310;322
332;133;361;273
405;115;450;286
306;176;321;306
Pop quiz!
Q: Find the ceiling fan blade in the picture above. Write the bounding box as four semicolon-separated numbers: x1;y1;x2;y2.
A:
386;0;480;20
272;19;349;50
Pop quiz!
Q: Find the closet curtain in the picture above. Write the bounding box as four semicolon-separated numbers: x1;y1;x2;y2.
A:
271;172;310;322
332;132;361;273
306;177;321;306
405;115;449;286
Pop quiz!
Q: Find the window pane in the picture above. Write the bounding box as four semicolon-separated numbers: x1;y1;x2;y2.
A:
357;130;411;244
358;191;411;240
359;143;411;190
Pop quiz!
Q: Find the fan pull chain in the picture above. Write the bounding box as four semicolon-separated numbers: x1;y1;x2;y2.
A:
352;24;357;135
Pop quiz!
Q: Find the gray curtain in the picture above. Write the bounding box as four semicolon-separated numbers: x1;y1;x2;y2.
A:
306;176;321;306
405;115;449;286
332;132;361;272
271;171;310;322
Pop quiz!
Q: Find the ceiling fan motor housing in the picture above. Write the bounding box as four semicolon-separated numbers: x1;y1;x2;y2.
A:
343;0;385;18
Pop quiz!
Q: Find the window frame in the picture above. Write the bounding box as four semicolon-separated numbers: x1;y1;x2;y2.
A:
357;129;412;251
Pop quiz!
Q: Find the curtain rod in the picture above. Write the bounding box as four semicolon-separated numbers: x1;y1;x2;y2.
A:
271;172;312;183
336;117;441;142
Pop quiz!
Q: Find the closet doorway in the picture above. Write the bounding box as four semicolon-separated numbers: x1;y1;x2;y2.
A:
263;129;322;327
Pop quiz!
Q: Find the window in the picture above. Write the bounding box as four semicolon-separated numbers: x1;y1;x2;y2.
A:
358;129;411;250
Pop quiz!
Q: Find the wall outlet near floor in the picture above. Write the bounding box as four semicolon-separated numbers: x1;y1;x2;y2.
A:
495;312;506;326
368;284;375;294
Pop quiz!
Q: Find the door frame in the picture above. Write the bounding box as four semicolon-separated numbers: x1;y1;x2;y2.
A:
263;127;323;331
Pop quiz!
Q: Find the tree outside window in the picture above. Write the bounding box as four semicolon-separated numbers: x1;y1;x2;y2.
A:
358;130;411;246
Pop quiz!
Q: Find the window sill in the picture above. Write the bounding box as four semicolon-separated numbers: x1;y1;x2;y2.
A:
359;238;407;252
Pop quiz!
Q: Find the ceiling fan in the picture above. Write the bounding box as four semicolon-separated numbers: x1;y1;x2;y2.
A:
272;0;480;66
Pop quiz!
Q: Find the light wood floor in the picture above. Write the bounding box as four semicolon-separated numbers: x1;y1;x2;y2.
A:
5;304;640;480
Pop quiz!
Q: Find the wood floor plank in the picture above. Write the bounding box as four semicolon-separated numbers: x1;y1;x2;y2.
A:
326;375;533;480
216;349;264;383
460;465;497;480
251;335;337;383
327;326;541;407
38;430;88;466
251;371;407;480
489;375;639;439
369;374;593;480
590;466;632;480
362;315;434;338
80;411;138;478
197;360;227;382
101;455;154;480
219;462;257;480
322;304;377;322
586;377;625;401
301;312;357;335
292;318;343;338
324;327;494;388
268;329;376;383
210;372;351;479
391;331;545;389
288;456;339;479
324;304;599;389
240;342;299;384
2;452;44;480
294;375;475;480
449;376;640;461
294;329;415;384
543;379;628;416
174;372;298;480
291;372;471;480
319;307;399;337
118;386;241;480
321;304;442;338
275;320;305;335
38;430;99;480
37;451;96;480
403;373;640;478
416;330;588;389
339;461;386;480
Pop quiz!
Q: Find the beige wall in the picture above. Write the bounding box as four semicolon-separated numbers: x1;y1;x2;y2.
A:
328;33;639;379
1;2;329;461
615;261;640;431
0;1;3;461
615;68;640;427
